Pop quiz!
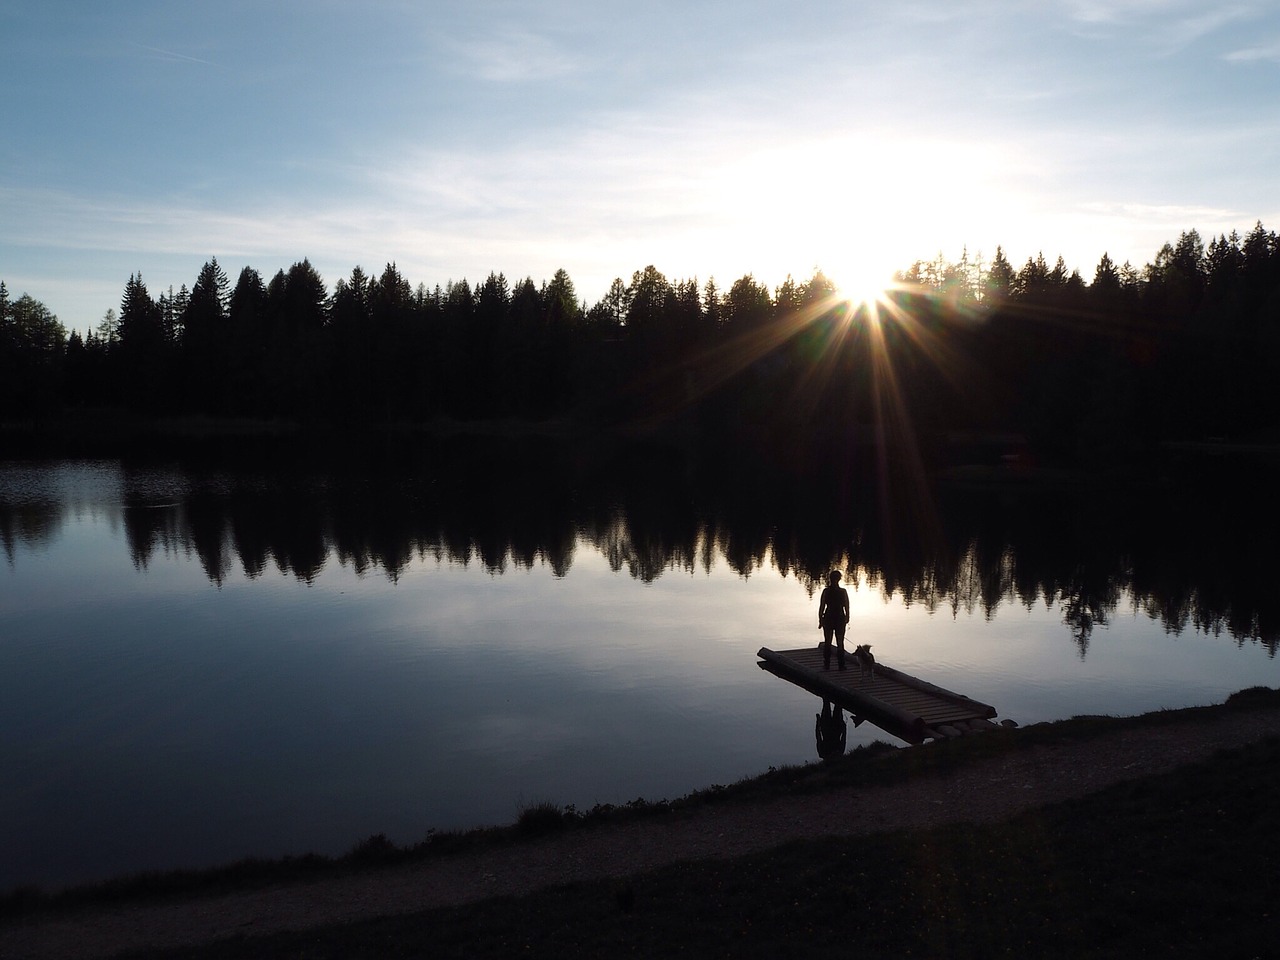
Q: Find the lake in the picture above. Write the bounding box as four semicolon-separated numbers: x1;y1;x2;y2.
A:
2;439;1276;892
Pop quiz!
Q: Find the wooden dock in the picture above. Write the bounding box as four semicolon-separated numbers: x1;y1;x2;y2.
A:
757;646;1009;745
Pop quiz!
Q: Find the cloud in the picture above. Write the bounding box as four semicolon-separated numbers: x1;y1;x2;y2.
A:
1063;0;1182;25
1060;0;1263;54
1077;200;1244;224
1224;38;1280;61
130;42;219;68
1151;6;1257;55
446;28;581;83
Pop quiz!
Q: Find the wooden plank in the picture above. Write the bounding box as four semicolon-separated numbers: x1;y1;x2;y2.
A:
766;648;997;715
758;646;1002;746
859;662;998;720
756;652;928;744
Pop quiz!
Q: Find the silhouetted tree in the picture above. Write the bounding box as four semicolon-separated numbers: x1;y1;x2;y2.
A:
703;278;722;332
599;277;629;330
116;273;170;411
799;269;837;308
723;274;772;332
985;246;1015;302
226;266;269;413
1091;252;1121;306
0;289;65;415
96;308;119;347
280;259;328;333
159;285;188;345
9;218;1276;448
509;277;541;328
267;260;329;416
1016;252;1051;303
543;268;579;327
330;265;373;412
475;271;511;330
182;258;231;413
1206;231;1243;300
625;265;669;334
368;263;416;419
773;274;800;320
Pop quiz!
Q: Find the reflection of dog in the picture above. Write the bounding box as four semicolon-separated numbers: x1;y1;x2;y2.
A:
852;644;875;679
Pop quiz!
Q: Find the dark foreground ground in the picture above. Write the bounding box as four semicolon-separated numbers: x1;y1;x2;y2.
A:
4;688;1279;960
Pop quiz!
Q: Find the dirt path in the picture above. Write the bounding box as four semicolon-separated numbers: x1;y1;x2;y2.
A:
5;705;1280;960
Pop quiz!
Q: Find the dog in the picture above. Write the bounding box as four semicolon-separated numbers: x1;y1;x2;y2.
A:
851;644;875;680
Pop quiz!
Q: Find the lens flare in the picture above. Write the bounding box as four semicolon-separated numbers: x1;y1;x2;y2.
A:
834;268;892;313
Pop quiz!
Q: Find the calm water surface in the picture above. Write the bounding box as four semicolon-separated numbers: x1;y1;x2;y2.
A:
1;455;1275;891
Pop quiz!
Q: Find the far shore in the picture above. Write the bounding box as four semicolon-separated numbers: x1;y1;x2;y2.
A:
7;411;1280;483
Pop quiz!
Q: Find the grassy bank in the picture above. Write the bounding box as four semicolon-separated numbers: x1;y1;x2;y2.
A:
147;736;1278;960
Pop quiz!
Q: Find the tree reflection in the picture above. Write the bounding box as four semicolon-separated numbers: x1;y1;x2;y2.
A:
121;501;184;571
0;502;65;563
4;440;1277;657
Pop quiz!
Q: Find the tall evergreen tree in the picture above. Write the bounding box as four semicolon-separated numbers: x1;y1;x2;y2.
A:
626;265;669;333
227;266;268;413
229;266;268;324
281;259;328;332
182;259;232;412
544;268;579;326
703;277;722;331
510;277;542;328
443;278;474;324
115;273;170;410
1206;231;1243;299
96;308;119;347
724;274;772;331
0;290;66;414
599;278;629;330
1090;252;1122;313
773;275;800;320
985;246;1015;302
475;272;511;329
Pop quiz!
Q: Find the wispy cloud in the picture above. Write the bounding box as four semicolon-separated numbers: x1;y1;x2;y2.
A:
1060;0;1261;54
447;28;581;83
1077;200;1243;224
1224;37;1280;61
1063;0;1183;26
130;42;219;68
1150;6;1257;56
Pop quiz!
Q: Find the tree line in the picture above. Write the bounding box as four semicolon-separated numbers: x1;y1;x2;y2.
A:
3;221;1279;463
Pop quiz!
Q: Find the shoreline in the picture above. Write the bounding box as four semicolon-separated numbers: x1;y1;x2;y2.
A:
9;412;1280;519
4;687;1278;959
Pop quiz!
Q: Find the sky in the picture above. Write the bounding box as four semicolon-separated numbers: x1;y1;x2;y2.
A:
3;0;1279;333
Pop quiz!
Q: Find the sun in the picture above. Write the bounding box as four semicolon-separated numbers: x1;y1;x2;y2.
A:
834;264;894;312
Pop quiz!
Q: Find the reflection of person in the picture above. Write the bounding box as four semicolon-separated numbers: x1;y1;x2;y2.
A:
815;699;847;759
818;569;850;670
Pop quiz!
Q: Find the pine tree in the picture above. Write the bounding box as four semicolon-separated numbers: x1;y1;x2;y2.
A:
544;268;579;326
985;246;1015;301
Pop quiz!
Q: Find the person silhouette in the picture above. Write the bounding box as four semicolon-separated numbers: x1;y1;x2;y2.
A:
818;569;850;670
815;699;847;759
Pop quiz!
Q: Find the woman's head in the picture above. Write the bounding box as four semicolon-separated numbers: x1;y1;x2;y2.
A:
828;570;842;585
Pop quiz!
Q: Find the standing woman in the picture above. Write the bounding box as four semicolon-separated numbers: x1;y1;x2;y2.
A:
818;570;850;670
